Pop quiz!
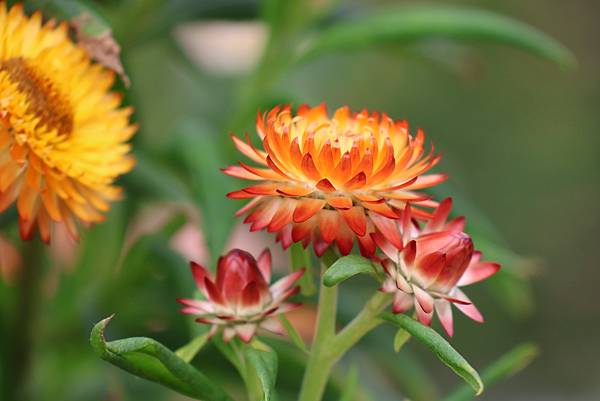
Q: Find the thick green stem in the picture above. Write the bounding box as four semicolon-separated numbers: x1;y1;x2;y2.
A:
298;290;392;401
297;266;338;401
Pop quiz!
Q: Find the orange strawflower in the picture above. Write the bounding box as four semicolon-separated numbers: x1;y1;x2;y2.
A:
0;4;136;242
225;104;446;256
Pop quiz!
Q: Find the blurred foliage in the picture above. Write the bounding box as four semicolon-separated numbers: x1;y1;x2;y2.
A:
0;0;595;401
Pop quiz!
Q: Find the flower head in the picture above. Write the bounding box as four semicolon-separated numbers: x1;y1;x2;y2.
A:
225;104;445;257
178;248;304;343
377;198;500;336
0;4;136;242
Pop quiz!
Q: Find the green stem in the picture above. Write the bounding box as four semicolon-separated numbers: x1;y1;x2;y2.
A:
298;290;392;401
3;240;45;401
297;263;338;401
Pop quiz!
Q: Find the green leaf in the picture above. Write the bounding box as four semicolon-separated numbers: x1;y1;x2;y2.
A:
393;328;411;353
323;255;377;287
338;364;359;401
278;315;308;354
175;332;211;363
382;313;483;395
290;242;316;296
90;316;233;401
301;5;575;68
441;343;539;401
245;343;279;401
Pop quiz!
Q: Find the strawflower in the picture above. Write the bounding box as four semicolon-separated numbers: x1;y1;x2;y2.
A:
177;248;304;343
0;4;136;242
225;104;445;257
376;198;500;336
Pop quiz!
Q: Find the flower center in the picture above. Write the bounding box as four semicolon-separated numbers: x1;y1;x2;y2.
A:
0;57;73;136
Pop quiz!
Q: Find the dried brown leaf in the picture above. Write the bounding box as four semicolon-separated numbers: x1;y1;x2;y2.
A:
71;13;130;87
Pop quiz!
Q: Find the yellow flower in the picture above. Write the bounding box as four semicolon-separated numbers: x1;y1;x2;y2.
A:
225;104;445;257
0;4;137;242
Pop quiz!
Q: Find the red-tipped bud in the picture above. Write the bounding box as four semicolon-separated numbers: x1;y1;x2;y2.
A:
178;248;303;343
379;200;500;337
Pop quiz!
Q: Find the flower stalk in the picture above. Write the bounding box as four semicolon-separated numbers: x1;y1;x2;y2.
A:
298;251;392;401
3;240;44;401
297;271;338;401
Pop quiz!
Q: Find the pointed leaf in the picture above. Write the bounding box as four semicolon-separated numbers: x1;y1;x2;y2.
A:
382;313;483;395
323;255;377;287
278;315;308;353
245;343;278;401
301;5;575;68
90;316;233;401
393;328;412;353
441;343;539;401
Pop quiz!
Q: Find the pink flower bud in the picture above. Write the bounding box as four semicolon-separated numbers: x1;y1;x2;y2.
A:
177;248;304;343
378;198;500;337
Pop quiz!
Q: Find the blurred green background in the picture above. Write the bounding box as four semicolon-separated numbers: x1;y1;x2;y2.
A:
0;0;598;400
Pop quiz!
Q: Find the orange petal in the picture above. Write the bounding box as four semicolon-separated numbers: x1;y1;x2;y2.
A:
335;222;355;255
17;183;40;221
316;178;336;192
355;193;383;203
0;180;22;212
384;191;432;202
243;184;279;196
276;186;314;197
41;189;61;221
362;201;400;219
235;197;262;216
327;196;352;210
340;206;367;236
245;199;280;231
231;134;267;165
222;165;263;180
19;217;36;241
227;189;255;199
300;153;321;181
377;176;418;192
357;232;376;257
291;220;314;242
37;208;51;244
332;152;352;185
265;155;294;180
404;173;448;190
240;162;285;180
268;200;296;232
317;142;335;175
344;171;366;190
319;210;338;243
293;199;326;223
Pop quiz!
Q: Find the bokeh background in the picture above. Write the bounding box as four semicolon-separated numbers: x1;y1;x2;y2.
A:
0;0;598;400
